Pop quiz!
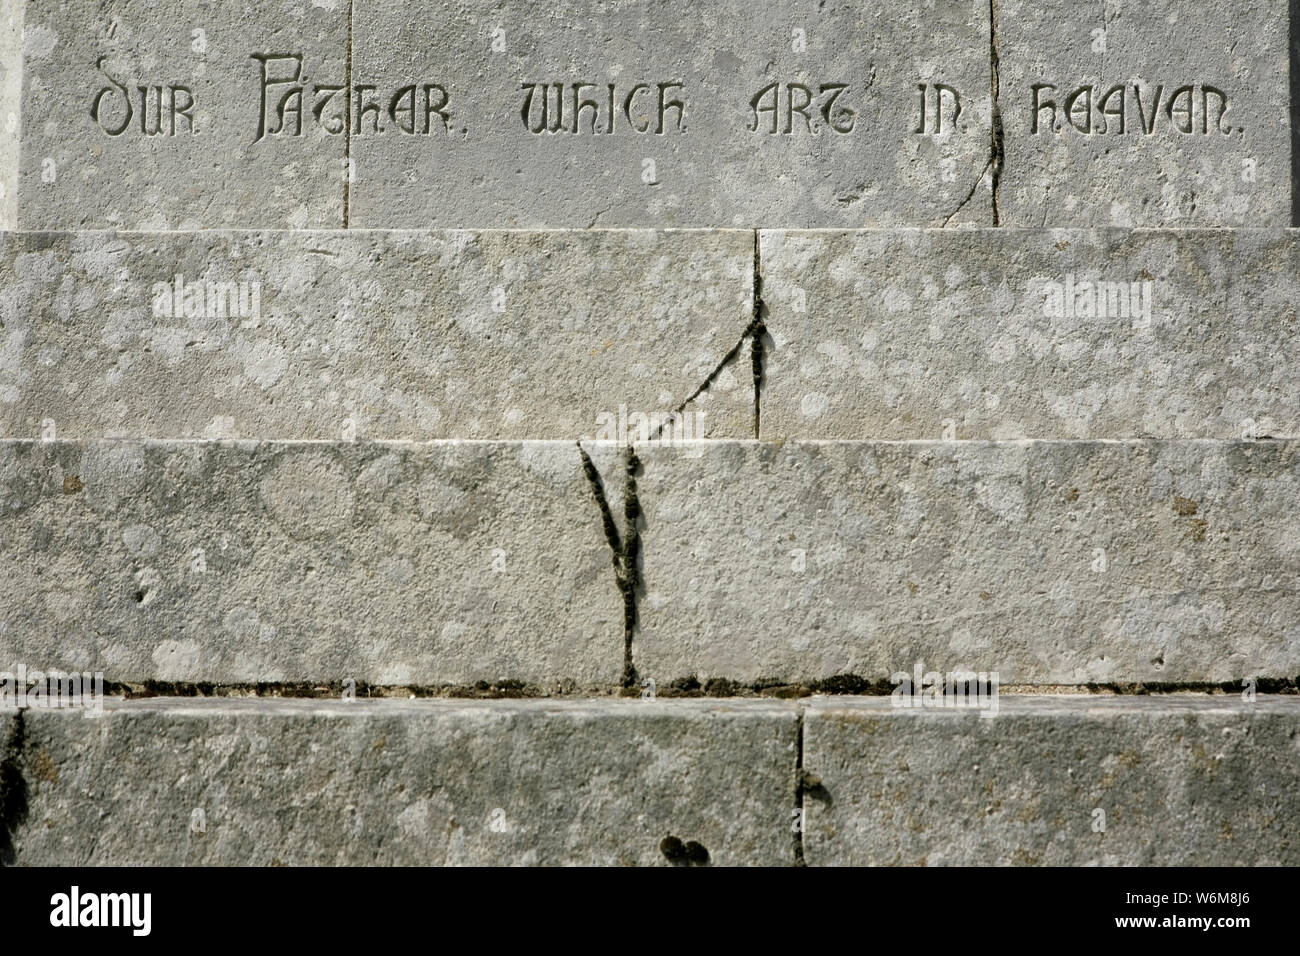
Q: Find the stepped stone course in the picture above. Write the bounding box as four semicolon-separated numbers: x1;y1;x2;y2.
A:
5;696;1296;865
759;228;1300;441
634;439;1300;686
0;0;1297;868
803;696;1300;866
0;439;623;685
0;228;755;440
9;698;799;865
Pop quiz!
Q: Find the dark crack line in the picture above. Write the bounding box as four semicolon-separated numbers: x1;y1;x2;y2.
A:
619;446;643;686
0;710;28;867
342;0;355;228
750;230;767;438
940;157;992;228
578;443;641;687
990;0;1004;225
1291;0;1300;225
578;444;622;557
651;230;768;441
88;675;1300;699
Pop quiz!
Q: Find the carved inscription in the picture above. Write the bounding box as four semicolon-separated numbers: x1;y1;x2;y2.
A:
85;50;985;145
1031;83;1239;135
914;83;961;134
90;57;195;136
251;54;451;143
749;82;856;134
519;82;686;134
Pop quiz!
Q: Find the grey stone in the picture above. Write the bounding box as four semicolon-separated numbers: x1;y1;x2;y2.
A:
0;2;20;231
0;439;626;685
348;0;992;227
759;228;1300;440
12;0;347;229
803;695;1300;865
8;697;798;865
0;229;754;440
633;439;1300;685
997;0;1292;226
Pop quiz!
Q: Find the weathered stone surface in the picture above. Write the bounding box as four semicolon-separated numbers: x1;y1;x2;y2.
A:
634;440;1300;685
0;2;21;231
803;696;1300;865
0;229;753;440
349;0;992;227
759;228;1300;440
8;697;798;865
997;0;1292;226
12;0;347;229
0;439;625;685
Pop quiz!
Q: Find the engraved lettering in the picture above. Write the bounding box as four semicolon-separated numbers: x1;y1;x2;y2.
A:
820;83;855;133
91;58;193;137
656;82;685;133
1166;85;1193;133
1201;85;1230;134
520;81;683;134
313;84;345;134
915;82;961;134
1029;83;1237;137
251;53;303;142
1096;84;1125;134
251;55;454;142
353;84;382;134
1031;83;1057;133
751;82;855;135
90;57;133;135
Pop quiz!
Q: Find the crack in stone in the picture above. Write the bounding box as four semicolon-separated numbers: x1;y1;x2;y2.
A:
652;230;768;441
342;0;355;228
990;0;1004;225
0;711;28;867
940;157;992;228
62;676;1300;700
749;231;768;438
1291;0;1300;225
940;4;1003;228
578;443;641;687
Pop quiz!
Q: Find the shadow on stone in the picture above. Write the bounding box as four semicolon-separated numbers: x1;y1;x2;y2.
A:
0;711;29;866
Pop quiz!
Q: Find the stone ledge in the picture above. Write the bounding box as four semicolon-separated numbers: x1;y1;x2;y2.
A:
4;697;799;865
4;695;1295;865
803;695;1300;865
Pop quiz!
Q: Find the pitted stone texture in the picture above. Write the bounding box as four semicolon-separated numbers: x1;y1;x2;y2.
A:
998;0;1291;226
9;697;798;865
803;696;1300;865
634;440;1300;685
13;0;346;229
760;229;1300;440
0;440;623;684
0;2;21;230
350;0;991;227
0;230;753;440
